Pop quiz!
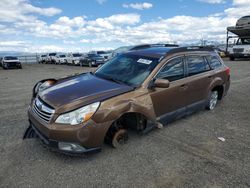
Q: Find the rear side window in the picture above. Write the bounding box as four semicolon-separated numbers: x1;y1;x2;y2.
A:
187;56;210;76
206;55;222;69
156;57;184;82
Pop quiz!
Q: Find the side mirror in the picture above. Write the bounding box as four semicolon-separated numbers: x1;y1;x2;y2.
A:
153;78;170;88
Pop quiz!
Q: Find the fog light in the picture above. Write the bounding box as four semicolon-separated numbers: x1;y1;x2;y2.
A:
58;142;86;152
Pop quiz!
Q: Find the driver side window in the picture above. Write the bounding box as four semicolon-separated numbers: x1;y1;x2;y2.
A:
156;57;184;82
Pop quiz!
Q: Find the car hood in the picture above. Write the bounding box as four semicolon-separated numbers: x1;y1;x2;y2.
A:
4;60;20;63
39;73;134;110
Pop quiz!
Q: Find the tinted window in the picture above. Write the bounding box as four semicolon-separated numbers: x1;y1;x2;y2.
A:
187;56;210;76
206;55;222;69
156;57;184;82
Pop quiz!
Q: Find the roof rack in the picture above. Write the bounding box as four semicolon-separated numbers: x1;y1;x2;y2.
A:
130;43;179;51
166;46;215;55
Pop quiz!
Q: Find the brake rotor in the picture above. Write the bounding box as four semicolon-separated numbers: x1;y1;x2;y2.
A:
112;129;128;148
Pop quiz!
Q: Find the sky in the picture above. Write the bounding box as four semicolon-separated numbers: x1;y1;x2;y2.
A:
0;0;249;53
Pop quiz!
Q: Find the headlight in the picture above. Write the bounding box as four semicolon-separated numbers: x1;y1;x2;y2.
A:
34;80;56;94
55;102;100;125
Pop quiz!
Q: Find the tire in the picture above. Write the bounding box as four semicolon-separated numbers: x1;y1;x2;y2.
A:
206;90;218;110
229;56;235;61
111;129;128;148
105;122;128;148
2;64;7;69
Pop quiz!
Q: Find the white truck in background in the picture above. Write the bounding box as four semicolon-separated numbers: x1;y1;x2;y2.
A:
227;16;250;60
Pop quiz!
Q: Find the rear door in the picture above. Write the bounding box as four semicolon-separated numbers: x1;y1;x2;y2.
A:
150;56;188;123
184;55;213;111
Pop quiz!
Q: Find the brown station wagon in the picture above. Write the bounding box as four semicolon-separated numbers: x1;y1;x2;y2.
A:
23;46;230;154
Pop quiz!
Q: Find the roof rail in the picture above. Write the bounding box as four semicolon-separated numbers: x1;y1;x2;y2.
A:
130;43;179;51
166;46;215;55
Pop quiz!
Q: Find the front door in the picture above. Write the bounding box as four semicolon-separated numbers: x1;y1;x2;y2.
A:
150;56;188;123
184;55;213;113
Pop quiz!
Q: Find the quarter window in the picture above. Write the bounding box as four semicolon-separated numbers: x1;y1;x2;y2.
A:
187;56;210;76
156;57;184;82
206;55;222;69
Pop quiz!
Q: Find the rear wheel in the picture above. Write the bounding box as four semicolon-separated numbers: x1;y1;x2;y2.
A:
206;90;218;110
229;56;235;61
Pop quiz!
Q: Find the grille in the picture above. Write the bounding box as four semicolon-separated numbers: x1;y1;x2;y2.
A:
32;98;55;123
233;48;244;53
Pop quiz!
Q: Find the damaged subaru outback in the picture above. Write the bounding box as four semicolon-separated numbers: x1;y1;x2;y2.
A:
23;46;230;154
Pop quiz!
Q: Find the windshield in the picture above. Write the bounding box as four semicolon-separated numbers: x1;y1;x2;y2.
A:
41;55;46;57
88;54;101;58
49;53;56;56
4;56;18;60
59;55;66;57
73;54;81;57
237;38;250;45
95;54;159;86
97;51;106;55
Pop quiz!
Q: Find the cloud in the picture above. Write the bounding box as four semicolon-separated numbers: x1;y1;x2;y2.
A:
96;0;107;5
233;0;250;6
198;0;225;4
0;0;61;22
0;0;249;52
123;2;153;10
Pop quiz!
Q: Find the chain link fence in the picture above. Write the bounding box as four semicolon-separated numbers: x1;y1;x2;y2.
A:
17;54;39;64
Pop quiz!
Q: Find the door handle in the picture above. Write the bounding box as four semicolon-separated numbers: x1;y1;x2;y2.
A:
180;84;188;90
208;75;213;79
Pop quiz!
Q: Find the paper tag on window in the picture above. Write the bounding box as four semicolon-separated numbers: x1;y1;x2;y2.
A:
137;58;152;64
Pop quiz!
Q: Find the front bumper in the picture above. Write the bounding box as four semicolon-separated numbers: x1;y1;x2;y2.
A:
3;62;22;68
27;106;111;154
230;53;250;58
27;122;101;154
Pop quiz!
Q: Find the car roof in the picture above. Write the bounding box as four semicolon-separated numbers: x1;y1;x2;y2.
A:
126;47;175;59
125;46;215;59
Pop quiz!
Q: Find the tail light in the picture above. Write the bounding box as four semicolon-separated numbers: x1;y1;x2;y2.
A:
225;67;230;75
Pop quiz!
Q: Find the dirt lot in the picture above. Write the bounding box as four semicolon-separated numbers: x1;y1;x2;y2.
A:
0;59;250;188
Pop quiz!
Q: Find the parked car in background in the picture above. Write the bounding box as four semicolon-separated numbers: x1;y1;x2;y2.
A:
39;54;47;64
24;46;230;154
0;57;3;66
212;47;226;58
45;53;57;64
96;51;113;60
66;53;82;65
80;53;106;67
1;56;22;69
55;54;67;64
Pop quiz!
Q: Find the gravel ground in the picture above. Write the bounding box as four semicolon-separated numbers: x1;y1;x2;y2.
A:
0;59;250;188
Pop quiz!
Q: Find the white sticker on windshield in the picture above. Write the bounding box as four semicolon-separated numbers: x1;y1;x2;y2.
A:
137;58;152;64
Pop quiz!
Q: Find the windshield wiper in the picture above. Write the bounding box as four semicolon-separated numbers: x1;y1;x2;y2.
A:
95;73;127;85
